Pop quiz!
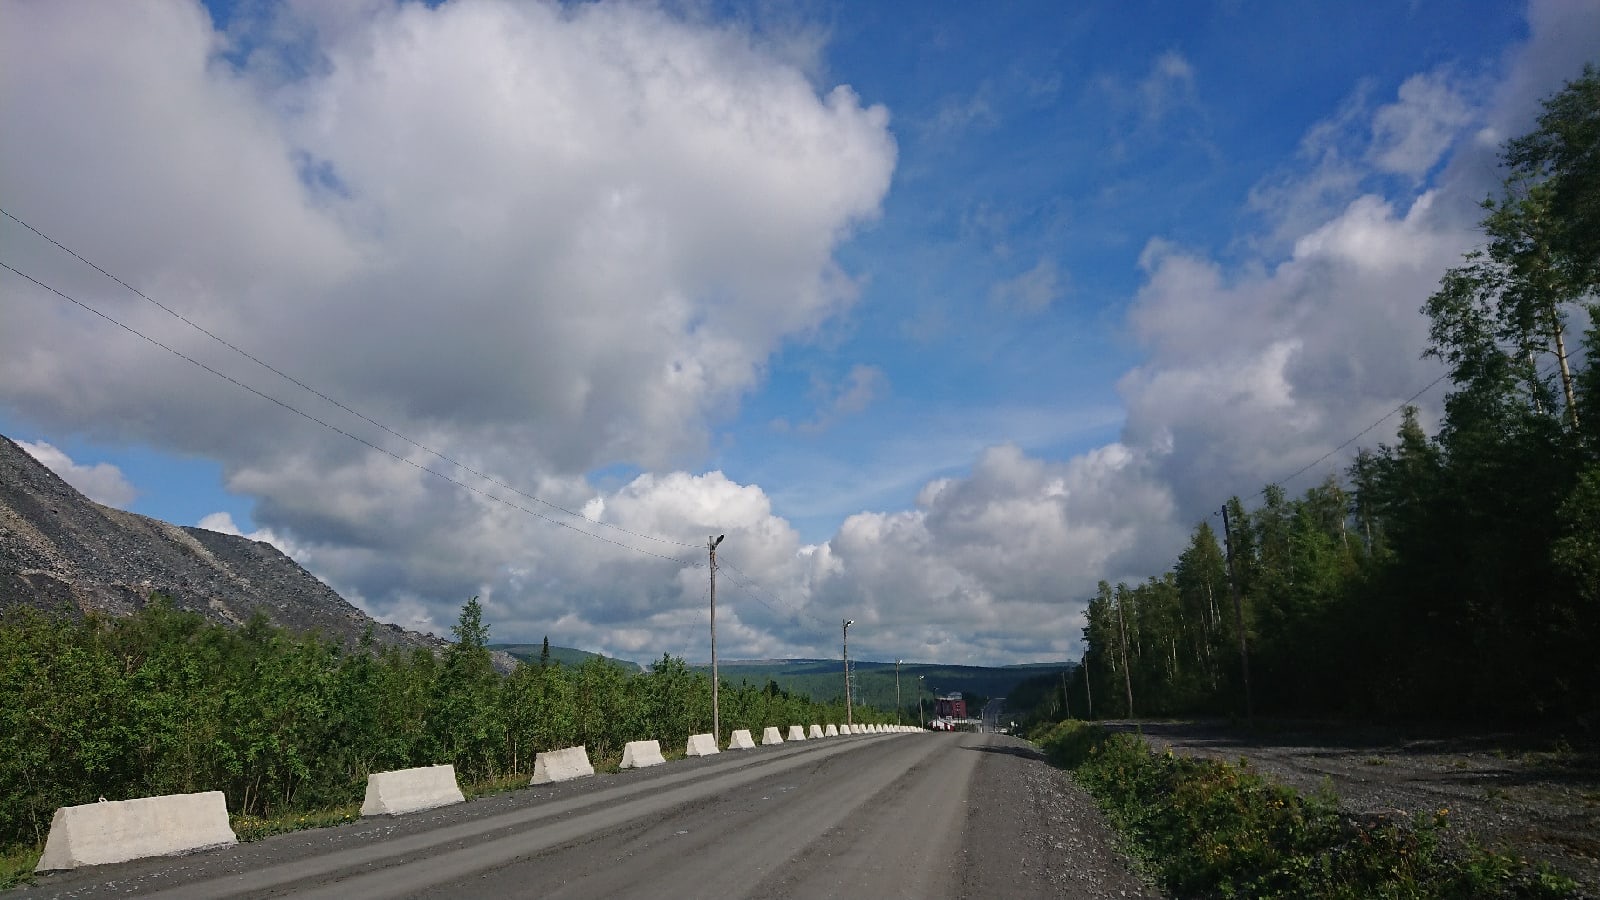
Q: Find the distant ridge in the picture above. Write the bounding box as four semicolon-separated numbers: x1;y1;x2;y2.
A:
491;643;644;672
0;434;508;667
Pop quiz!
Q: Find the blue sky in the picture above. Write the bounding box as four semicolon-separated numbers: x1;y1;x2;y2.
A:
2;0;1593;664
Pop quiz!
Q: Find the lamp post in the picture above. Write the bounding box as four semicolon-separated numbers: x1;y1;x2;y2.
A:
895;659;903;725
842;618;854;728
709;534;724;742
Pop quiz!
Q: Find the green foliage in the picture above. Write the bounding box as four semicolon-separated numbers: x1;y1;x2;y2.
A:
1038;724;1578;899
0;594;884;865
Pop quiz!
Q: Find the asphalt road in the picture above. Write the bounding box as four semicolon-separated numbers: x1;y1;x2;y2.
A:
22;731;1156;899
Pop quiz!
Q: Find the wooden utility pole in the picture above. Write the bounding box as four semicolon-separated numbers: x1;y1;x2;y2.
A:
1220;504;1254;721
1115;587;1135;717
1060;668;1072;719
842;618;854;727
1083;653;1093;719
709;535;724;741
895;659;903;725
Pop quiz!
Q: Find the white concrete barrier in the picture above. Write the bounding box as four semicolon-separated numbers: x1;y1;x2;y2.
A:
809;724;824;738
824;724;839;737
761;726;784;746
37;791;236;871
851;724;864;734
620;740;667;769
787;725;806;741
685;733;719;756
728;729;756;750
531;745;595;784
361;764;464;817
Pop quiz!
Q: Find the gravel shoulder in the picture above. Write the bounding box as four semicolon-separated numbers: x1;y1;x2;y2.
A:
1104;719;1600;894
963;737;1162;899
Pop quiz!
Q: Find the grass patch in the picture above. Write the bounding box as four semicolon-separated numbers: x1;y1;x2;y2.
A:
230;803;362;842
0;842;42;891
1033;721;1578;899
462;773;529;801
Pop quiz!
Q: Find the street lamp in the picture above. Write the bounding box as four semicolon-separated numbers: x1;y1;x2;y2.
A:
842;619;854;728
709;534;724;742
895;659;903;726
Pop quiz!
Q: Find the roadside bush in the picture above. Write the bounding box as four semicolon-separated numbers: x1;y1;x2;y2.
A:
0;596;893;855
1039;722;1578;899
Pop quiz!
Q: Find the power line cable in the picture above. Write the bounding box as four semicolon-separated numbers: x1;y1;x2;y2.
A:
718;553;830;631
0;258;704;568
0;206;697;550
1263;369;1453;494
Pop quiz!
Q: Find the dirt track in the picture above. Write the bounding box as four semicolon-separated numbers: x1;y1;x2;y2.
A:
1105;720;1600;893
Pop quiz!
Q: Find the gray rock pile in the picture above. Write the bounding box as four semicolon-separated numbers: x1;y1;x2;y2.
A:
0;434;510;669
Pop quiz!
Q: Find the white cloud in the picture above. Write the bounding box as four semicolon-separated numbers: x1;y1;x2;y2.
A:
988;258;1065;314
776;364;889;434
1368;71;1476;178
17;440;139;508
3;1;1595;667
1140;50;1197;124
0;0;892;648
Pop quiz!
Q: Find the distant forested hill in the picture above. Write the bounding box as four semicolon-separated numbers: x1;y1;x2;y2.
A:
695;658;1074;718
490;642;645;672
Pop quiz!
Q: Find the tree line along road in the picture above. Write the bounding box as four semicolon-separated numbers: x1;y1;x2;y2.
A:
20;731;1158;899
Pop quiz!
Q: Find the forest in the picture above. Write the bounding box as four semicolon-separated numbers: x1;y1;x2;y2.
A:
0;596;886;850
1065;66;1600;728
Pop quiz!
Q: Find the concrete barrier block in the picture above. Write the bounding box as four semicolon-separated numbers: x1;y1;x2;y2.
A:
531;745;595;784
685;733;719;756
620;740;667;769
728;729;756;750
360;764;465;817
37;791;236;871
787;725;806;741
809;724;824;738
761;726;784;746
824;724;839;737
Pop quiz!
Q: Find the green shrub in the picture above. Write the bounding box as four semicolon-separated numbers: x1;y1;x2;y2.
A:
1039;723;1578;899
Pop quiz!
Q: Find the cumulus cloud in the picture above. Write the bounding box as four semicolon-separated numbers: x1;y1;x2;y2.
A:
3;0;1595;666
17;440;139;508
0;0;892;650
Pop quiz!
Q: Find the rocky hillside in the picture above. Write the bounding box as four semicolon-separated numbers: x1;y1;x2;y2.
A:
0;434;504;666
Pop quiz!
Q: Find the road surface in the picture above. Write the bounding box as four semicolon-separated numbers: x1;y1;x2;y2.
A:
21;732;1157;899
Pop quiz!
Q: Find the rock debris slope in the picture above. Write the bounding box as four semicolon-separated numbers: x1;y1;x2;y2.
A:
0;434;491;664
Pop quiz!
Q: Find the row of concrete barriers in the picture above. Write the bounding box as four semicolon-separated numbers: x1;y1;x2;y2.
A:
36;723;923;871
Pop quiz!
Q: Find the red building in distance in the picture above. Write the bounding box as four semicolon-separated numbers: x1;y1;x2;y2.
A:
933;693;966;720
